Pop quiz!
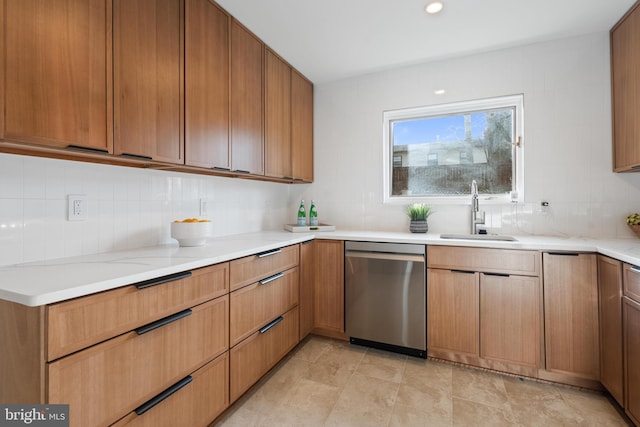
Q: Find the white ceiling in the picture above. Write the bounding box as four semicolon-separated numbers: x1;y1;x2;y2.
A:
215;0;637;84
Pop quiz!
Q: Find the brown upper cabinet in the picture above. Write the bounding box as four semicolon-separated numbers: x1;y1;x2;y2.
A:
185;0;230;169
291;70;314;182
113;0;184;164
230;20;265;175
265;49;314;182
611;1;640;172
265;49;293;179
1;0;312;182
1;0;112;152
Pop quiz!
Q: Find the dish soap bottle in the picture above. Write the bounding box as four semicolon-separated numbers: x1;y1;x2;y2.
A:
297;200;306;226
309;200;318;226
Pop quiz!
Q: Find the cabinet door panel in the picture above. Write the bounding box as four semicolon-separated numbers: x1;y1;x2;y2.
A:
229;307;299;402
264;49;291;179
4;0;110;151
611;3;640;171
598;255;624;406
427;269;479;356
112;352;229;427
314;240;344;333
291;70;313;182
229;267;299;347
299;241;315;339
543;253;599;379
480;274;539;368
230;20;264;175
47;263;228;360
48;296;229;427
114;0;183;163
185;0;229;169
624;297;640;425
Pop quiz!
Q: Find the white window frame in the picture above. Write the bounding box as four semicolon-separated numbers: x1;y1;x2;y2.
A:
382;94;524;205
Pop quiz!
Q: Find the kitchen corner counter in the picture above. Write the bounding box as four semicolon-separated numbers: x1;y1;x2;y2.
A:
2;229;640;307
0;231;313;307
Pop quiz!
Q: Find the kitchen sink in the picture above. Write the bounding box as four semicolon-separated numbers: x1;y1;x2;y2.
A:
439;233;518;242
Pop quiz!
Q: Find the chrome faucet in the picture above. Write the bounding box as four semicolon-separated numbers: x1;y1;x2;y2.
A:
470;180;485;234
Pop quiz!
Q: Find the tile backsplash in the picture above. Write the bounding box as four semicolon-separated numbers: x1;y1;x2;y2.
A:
0;153;291;266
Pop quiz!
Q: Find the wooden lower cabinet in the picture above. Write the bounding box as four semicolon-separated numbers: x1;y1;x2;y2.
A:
479;273;540;375
313;240;345;336
427;269;479;358
229;267;299;346
542;252;600;385
299;240;315;340
598;255;624;405
230;307;299;402
112;352;229;427
625;296;640;425
47;296;229;427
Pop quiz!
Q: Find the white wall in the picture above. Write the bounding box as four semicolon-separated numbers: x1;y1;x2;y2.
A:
304;32;640;238
0;154;292;266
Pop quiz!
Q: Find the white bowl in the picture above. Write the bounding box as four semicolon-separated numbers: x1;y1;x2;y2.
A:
170;221;213;247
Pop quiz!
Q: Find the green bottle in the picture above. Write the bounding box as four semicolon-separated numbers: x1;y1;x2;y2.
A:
309;200;318;226
297;200;306;226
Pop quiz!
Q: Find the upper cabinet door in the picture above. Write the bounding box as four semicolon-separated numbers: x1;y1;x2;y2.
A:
185;0;229;169
114;0;184;163
291;70;313;182
265;49;292;179
612;3;640;172
230;20;264;175
2;0;111;152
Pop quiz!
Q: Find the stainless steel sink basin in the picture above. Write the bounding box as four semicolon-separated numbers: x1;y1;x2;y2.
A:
439;233;518;242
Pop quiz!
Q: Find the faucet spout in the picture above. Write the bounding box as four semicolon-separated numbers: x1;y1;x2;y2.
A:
470;180;485;234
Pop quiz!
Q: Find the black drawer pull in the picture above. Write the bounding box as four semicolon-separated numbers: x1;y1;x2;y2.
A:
451;269;475;274
135;376;193;416
233;169;251;174
66;144;109;154
135;271;192;290
120;153;153;161
135;309;192;335
546;252;579;256
484;272;510;277
259;316;284;334
212;166;230;171
260;272;284;285
257;248;282;258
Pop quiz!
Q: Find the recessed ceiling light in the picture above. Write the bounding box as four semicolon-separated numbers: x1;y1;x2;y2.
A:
425;1;444;14
434;89;446;95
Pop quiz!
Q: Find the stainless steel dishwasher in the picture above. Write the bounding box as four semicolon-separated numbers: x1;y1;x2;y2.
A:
345;241;426;358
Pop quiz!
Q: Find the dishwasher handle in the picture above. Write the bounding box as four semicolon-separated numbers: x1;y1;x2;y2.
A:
345;250;424;263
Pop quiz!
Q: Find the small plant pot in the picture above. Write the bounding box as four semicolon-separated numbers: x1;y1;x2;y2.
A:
409;220;429;233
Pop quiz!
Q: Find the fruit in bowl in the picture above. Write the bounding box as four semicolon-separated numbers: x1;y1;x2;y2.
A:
627;213;640;238
171;218;213;247
627;213;640;225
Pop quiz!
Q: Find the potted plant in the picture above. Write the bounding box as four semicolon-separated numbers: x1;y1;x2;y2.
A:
406;203;431;233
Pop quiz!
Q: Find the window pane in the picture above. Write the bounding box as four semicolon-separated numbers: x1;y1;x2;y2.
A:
391;108;514;196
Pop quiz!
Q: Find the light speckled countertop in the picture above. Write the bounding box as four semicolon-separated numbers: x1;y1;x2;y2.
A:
1;230;639;307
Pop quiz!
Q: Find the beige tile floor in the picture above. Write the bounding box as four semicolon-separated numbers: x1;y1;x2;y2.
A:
215;336;630;427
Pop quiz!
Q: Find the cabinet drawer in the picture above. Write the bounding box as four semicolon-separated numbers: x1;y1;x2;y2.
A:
230;245;299;291
229;307;299;402
624;263;640;303
47;296;229;427
230;267;299;347
112;351;229;427
46;263;229;361
427;246;540;276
